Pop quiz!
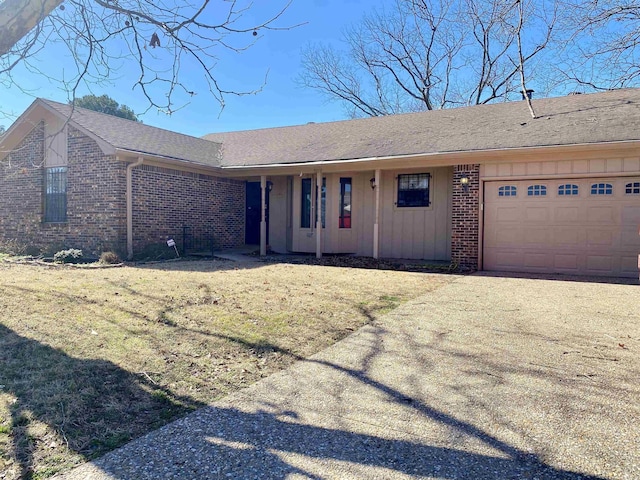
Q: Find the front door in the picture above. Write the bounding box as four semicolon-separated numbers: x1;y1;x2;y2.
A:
245;182;269;245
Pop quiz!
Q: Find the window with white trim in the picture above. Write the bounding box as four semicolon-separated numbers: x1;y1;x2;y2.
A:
625;182;640;194
527;185;547;196
339;178;352;228
498;185;517;197
558;184;579;196
300;177;326;228
591;183;613;195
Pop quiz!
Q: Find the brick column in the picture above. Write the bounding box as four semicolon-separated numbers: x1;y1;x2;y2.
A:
451;164;480;270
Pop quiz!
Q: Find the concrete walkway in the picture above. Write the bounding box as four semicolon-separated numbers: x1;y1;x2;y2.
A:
57;274;639;480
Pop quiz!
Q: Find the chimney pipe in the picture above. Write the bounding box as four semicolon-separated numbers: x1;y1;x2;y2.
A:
521;89;534;100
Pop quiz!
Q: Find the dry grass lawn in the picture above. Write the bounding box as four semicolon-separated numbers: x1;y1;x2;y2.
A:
0;258;452;479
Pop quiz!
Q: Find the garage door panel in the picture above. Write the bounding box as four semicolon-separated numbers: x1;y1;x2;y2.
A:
496;206;520;222
524;228;550;245
622;205;640;223
553;254;579;270
523;253;550;268
555;206;580;222
524;207;549;222
585;255;613;272
487;250;523;269
621;256;640;274
587;206;616;224
553;228;581;246
498;229;520;245
621;229;640;247
484;177;640;278
586;229;615;247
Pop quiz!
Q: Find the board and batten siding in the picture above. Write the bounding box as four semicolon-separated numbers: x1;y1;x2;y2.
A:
285;167;452;260
266;176;291;254
378;168;452;260
481;156;640;179
289;172;365;254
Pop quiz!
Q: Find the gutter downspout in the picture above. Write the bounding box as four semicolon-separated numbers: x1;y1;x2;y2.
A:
126;156;144;260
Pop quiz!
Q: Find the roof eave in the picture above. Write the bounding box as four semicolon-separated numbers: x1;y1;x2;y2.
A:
0;99;116;161
219;139;640;174
115;148;225;174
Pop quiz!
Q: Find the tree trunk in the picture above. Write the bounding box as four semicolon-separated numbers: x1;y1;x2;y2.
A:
0;0;64;56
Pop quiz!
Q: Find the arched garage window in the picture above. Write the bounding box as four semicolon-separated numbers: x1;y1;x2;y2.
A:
591;183;613;195
625;182;640;194
498;185;517;197
558;184;579;196
527;185;547;196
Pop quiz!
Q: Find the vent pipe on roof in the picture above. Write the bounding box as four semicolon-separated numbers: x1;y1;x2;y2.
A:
521;89;534;100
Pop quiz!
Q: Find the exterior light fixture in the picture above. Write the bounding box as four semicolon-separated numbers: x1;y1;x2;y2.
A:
266;181;273;192
370;177;376;190
460;175;470;193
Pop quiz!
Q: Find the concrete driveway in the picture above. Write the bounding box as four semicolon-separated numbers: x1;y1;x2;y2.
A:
58;273;640;480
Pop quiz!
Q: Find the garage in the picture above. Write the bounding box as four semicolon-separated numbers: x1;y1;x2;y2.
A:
483;177;640;277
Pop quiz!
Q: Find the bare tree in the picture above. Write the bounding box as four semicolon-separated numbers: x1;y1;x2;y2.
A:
299;0;557;117
0;0;296;113
558;1;640;90
514;0;536;118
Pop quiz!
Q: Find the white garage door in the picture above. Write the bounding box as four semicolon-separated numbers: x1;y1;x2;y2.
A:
484;177;640;277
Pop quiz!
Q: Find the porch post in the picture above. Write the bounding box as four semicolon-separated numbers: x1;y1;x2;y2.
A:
316;171;322;258
373;169;381;259
260;175;267;256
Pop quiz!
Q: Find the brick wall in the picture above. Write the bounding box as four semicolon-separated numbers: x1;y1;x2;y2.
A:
131;164;245;252
451;164;480;270
0;124;128;256
0;123;46;250
0;122;245;258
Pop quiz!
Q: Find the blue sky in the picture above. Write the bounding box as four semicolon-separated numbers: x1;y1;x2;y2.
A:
0;0;384;137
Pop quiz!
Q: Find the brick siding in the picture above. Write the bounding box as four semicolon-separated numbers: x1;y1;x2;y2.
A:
131;164;245;252
1;123;245;258
451;164;480;269
0;123;45;250
0;124;127;256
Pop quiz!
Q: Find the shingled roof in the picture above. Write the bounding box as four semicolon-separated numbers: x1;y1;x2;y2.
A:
205;88;640;167
40;99;222;167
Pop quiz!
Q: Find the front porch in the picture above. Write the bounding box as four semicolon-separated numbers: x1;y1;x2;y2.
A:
239;163;479;269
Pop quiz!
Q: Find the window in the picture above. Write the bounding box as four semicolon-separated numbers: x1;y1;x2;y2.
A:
300;177;326;228
625;182;640;194
339;178;352;228
527;185;547;196
44;167;67;222
397;173;430;207
498;185;517;197
558;184;579;196
301;178;312;228
591;183;613;195
319;178;326;228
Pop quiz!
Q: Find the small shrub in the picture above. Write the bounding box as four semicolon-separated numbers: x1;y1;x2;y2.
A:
53;249;83;264
0;239;36;256
99;251;121;265
133;243;179;261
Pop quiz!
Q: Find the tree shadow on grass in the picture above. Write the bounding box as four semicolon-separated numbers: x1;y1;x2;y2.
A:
0;324;204;479
62;325;609;480
1;318;610;480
